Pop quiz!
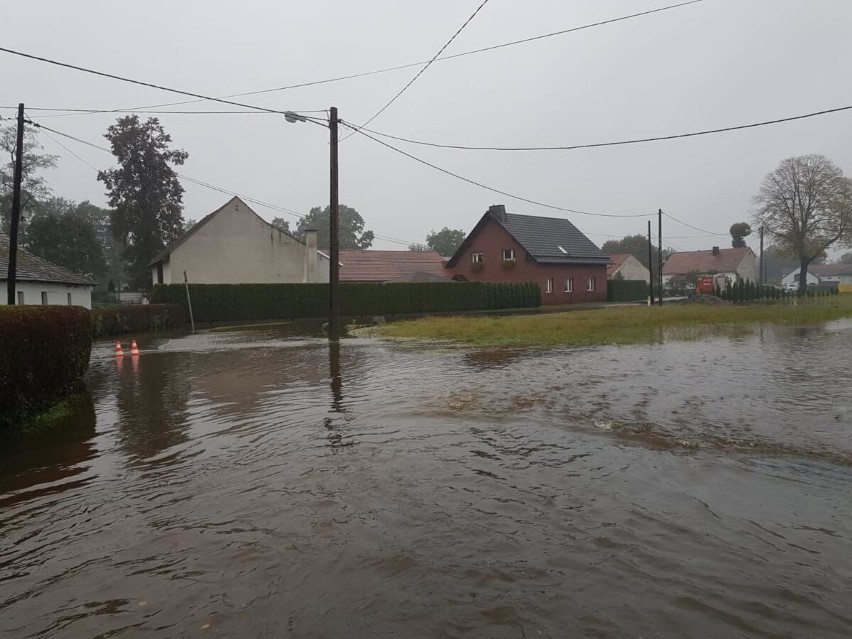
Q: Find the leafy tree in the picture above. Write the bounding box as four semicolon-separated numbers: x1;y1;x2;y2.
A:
294;204;374;249
183;217;198;233
0;121;57;236
600;234;673;274
98;116;188;289
25;200;106;277
271;217;291;234
839;252;852;265
425;227;466;256
408;242;429;252
753;155;852;293
729;222;751;248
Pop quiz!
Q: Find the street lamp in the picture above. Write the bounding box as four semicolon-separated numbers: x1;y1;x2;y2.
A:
286;108;340;341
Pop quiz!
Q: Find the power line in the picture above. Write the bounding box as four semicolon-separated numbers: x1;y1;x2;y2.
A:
662;212;726;236
340;0;492;141
2;105;327;117
24;117;417;247
340;119;648;219
0;46;325;122
354;103;852;152
46;0;702;115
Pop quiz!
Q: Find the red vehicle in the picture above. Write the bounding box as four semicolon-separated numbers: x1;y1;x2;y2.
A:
695;274;730;295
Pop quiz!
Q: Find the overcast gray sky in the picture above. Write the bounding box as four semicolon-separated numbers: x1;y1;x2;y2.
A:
2;0;851;255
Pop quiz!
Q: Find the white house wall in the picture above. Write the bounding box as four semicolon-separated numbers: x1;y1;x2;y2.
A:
614;256;650;283
157;200;327;285
0;281;93;309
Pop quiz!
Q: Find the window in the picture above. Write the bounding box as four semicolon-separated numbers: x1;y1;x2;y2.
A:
17;291;24;304
502;248;515;262
564;277;573;293
471;252;484;264
587;277;596;292
67;293;73;306
557;245;568;254
545;277;553;294
41;292;48;305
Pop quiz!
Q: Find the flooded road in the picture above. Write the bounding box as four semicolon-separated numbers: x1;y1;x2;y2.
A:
2;321;852;637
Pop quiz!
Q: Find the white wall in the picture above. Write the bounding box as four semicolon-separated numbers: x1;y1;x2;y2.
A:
613;256;650;283
0;281;93;309
780;268;820;287
154;199;328;285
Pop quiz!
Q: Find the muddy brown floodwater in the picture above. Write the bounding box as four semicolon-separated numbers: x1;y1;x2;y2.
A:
2;320;852;638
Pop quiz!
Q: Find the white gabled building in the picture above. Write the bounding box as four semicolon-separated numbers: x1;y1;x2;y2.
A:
148;197;330;286
0;233;94;308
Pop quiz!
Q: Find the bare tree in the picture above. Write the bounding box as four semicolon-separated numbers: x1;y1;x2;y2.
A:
753;155;851;293
0;122;57;234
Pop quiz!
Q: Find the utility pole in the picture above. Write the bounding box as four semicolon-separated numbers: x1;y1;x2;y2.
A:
6;103;25;306
759;225;765;286
647;220;654;306
328;106;340;341
658;209;663;306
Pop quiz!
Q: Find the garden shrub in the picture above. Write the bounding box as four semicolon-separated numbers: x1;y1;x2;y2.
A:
0;306;92;429
151;281;540;323
607;279;648;302
91;304;186;338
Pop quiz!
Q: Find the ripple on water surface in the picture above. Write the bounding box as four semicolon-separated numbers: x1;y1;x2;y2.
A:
1;322;851;637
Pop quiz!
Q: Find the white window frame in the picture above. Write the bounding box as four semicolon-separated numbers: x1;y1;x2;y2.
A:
502;248;515;262
587;277;596;292
564;277;573;293
545;277;553;294
471;252;484;264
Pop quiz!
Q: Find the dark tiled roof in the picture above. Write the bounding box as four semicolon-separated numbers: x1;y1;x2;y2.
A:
446;207;609;267
662;247;754;275
339;250;450;282
0;233;94;285
498;212;609;264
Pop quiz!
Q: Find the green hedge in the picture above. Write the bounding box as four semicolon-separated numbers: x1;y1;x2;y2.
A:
607;279;649;302
151;282;541;323
0;306;92;429
91;303;187;338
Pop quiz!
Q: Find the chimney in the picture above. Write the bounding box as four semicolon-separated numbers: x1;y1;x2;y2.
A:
304;229;318;283
488;204;507;222
712;246;720;256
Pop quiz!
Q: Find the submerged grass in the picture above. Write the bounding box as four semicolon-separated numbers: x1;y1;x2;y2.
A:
378;295;852;347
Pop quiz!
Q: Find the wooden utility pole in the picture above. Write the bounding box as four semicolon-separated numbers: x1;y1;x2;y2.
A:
657;209;663;306
183;270;195;333
328;106;341;341
6;103;25;305
647;220;654;305
759;225;765;286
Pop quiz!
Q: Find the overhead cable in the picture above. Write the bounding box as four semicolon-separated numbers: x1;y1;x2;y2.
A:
354;103;852;152
340;119;648;219
340;0;492;141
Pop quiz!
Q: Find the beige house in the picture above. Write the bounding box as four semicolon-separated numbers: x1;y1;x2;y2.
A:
607;253;650;283
149;197;329;285
662;246;756;286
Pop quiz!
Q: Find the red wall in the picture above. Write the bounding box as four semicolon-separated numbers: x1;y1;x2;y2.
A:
449;217;608;305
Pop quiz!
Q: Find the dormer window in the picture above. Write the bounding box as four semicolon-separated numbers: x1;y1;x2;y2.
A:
502;249;515;262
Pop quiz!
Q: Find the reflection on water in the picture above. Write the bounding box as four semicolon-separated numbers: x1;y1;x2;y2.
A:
1;320;852;637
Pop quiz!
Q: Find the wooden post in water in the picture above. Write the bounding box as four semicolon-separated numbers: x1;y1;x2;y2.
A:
183;270;195;333
6;103;24;305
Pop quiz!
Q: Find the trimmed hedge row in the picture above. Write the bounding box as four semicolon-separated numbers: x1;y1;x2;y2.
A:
607;279;649;302
151;282;541;323
0;306;92;429
91;304;187;338
716;280;840;303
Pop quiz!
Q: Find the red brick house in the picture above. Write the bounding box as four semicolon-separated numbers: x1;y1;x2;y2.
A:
446;205;610;305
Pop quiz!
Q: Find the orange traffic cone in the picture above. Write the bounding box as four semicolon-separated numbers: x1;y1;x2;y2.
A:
130;339;140;356
115;341;124;357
